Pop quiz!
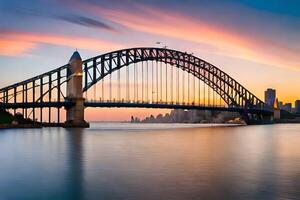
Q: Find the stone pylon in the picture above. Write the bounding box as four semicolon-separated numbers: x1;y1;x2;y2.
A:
65;51;89;128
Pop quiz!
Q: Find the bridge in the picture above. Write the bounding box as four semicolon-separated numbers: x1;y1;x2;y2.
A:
0;47;274;127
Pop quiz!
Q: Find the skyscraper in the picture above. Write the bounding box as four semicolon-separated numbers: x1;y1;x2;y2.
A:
295;100;300;113
264;88;276;107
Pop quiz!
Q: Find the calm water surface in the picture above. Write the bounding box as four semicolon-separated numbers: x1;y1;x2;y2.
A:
0;123;300;200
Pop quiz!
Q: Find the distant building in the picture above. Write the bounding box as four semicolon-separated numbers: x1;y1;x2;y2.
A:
264;88;276;107
274;98;279;109
282;103;292;112
295;100;300;113
279;101;283;109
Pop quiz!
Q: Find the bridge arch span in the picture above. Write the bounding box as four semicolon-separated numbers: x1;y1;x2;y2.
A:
82;47;265;110
0;47;274;126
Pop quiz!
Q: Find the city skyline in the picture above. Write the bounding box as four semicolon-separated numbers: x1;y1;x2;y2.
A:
1;0;300;120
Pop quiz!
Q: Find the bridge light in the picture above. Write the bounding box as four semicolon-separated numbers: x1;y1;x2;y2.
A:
74;72;83;77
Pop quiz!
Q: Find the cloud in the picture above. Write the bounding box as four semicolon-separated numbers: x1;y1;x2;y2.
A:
57;15;117;31
76;2;300;71
0;29;123;56
5;3;117;32
0;38;36;56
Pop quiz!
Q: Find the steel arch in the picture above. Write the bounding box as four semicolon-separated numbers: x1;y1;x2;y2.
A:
82;47;266;110
0;47;269;112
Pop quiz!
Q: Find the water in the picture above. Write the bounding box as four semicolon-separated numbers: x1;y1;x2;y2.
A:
0;123;300;200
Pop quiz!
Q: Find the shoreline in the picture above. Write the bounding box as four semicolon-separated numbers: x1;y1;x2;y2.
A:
0;124;42;129
1;121;299;129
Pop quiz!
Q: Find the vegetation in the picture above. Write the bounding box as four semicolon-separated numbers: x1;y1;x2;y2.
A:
0;109;14;124
0;109;35;125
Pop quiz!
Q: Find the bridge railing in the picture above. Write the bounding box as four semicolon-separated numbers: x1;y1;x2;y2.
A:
84;98;228;108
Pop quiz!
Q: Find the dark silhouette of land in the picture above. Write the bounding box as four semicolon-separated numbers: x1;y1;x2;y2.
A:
0;109;40;128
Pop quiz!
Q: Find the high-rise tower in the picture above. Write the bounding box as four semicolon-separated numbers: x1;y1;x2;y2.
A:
264;88;276;107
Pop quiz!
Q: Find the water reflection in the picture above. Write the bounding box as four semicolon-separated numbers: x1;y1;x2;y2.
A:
65;128;84;200
0;123;300;199
81;124;300;200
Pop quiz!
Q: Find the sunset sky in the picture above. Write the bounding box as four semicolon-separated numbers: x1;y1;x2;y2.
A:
0;0;300;121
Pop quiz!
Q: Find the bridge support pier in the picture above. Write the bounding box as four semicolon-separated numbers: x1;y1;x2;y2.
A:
64;51;89;128
65;97;88;127
241;111;274;125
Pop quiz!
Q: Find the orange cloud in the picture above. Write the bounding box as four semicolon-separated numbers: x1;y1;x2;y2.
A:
83;3;300;71
0;30;123;56
0;38;36;56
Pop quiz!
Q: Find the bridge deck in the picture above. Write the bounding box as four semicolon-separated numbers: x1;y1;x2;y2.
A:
0;101;272;115
0;102;73;109
84;101;272;114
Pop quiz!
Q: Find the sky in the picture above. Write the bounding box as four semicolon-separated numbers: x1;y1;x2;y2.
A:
0;0;300;121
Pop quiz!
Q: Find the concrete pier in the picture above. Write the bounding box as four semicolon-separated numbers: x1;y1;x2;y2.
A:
64;51;89;128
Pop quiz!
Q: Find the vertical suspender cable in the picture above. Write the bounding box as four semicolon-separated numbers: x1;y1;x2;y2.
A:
118;66;120;101
171;64;173;104
146;61;149;102
126;64;129;102
177;64;179;104
199;71;201;106
25;84;28;118
220;88;222;107
160;61;162;102
208;83;210;106
142;61;144;102
193;68;195;104
212;75;214;107
136;62;139;101
134;62;136;102
94;84;96;101
33;80;35;122
109;71;112;102
203;77;205;106
212;86;215;107
182;69;185;104
188;68;190;104
156;61;158;103
48;79;51;123
40;78;43;123
152;60;154;103
102;79;104;102
165;61;168;103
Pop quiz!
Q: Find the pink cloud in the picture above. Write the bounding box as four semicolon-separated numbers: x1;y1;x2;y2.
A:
0;38;36;56
0;30;123;56
80;2;300;71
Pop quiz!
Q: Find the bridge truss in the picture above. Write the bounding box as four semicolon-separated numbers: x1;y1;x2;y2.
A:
0;47;272;123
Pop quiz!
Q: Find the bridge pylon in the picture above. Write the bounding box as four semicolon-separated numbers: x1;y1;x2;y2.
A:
64;51;89;128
